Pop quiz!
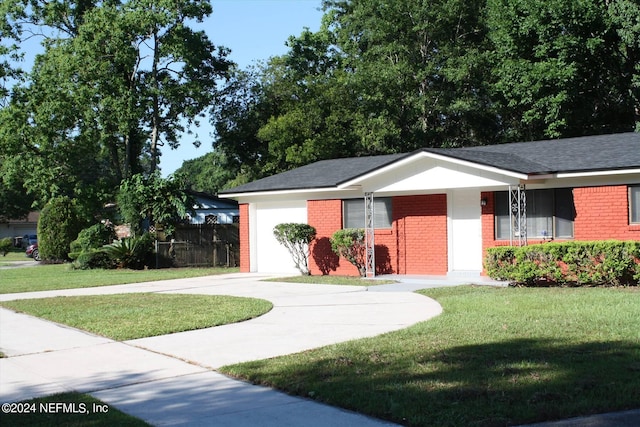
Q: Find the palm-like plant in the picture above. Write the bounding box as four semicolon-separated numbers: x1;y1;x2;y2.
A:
103;234;153;269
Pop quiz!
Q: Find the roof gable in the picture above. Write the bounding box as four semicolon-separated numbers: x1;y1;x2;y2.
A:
221;154;405;194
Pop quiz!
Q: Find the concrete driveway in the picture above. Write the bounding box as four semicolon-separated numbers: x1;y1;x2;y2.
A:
0;272;441;426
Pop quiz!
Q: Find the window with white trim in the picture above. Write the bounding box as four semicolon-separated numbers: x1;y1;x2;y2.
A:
630;186;640;224
343;198;392;229
495;188;575;239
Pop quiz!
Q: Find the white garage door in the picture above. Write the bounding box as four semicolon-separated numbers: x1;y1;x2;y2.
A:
254;201;308;274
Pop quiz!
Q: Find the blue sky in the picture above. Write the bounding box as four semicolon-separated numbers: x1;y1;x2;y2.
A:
160;0;324;176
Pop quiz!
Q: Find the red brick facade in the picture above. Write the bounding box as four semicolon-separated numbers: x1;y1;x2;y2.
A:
306;195;448;276
482;185;640;256
573;186;640;240
240;185;639;275
393;195;448;274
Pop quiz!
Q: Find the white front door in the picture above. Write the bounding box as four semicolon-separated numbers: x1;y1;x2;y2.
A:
448;189;483;274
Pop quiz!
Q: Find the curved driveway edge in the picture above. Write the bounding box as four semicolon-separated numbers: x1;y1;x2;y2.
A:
0;272;441;426
128;276;442;369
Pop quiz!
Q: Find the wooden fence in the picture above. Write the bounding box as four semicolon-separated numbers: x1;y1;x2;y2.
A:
155;224;239;268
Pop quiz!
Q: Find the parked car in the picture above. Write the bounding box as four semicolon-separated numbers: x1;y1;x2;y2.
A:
22;234;37;249
25;242;40;261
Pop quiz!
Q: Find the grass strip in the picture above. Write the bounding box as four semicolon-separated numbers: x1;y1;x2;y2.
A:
0;251;31;263
220;286;640;427
267;275;396;286
0;392;149;426
0;264;238;294
0;293;272;340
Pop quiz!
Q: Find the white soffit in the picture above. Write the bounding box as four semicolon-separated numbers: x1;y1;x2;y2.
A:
339;152;525;192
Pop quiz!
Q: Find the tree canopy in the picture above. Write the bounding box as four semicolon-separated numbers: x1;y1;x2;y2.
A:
0;0;230;218
3;0;639;212
207;0;639;186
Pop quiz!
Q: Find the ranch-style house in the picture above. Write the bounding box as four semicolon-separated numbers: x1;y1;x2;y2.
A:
221;132;640;277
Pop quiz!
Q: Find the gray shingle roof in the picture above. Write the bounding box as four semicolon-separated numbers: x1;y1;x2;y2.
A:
430;132;640;174
221;154;405;194
221;132;640;195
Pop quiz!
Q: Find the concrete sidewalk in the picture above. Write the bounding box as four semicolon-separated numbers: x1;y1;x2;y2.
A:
1;273;440;426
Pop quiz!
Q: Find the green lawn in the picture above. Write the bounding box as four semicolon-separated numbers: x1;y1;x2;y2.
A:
0;250;31;264
1;293;272;340
267;275;396;286
220;285;640;427
0;392;149;426
0;264;238;294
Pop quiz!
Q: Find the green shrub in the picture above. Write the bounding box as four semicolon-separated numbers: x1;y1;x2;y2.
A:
484;246;517;280
330;229;366;277
273;223;317;275
72;249;115;270
103;233;154;269
0;238;12;256
69;223;117;268
38;196;88;262
486;241;640;286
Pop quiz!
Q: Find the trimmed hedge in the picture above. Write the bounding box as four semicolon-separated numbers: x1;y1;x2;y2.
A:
485;241;640;286
273;223;317;275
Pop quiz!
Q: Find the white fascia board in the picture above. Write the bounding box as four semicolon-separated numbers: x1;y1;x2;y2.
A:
338;151;529;189
225;187;362;203
223;187;341;200
555;168;640;178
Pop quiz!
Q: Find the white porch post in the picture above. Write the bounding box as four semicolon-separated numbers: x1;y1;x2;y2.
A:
364;192;375;277
508;184;527;246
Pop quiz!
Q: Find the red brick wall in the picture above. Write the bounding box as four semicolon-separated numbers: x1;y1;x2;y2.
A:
307;199;359;276
573;186;640;240
482;185;640;261
239;203;250;272
242;185;640;275
394;195;448;274
306;195;448;276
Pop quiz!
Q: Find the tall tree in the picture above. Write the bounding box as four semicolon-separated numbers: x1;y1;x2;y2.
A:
173;150;236;194
0;0;231;215
487;0;639;140
212;65;273;183
324;0;499;149
0;1;24;107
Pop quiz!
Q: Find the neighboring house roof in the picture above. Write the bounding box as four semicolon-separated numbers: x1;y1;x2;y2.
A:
221;132;640;195
188;191;239;209
0;211;40;224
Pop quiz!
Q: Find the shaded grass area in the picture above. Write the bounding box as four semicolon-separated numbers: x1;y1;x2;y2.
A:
267;275;396;286
0;293;272;340
220;286;640;427
0;392;149;426
0;264;239;294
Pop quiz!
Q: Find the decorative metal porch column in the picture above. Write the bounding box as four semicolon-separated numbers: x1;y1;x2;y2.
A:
364;192;375;277
508;184;527;246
